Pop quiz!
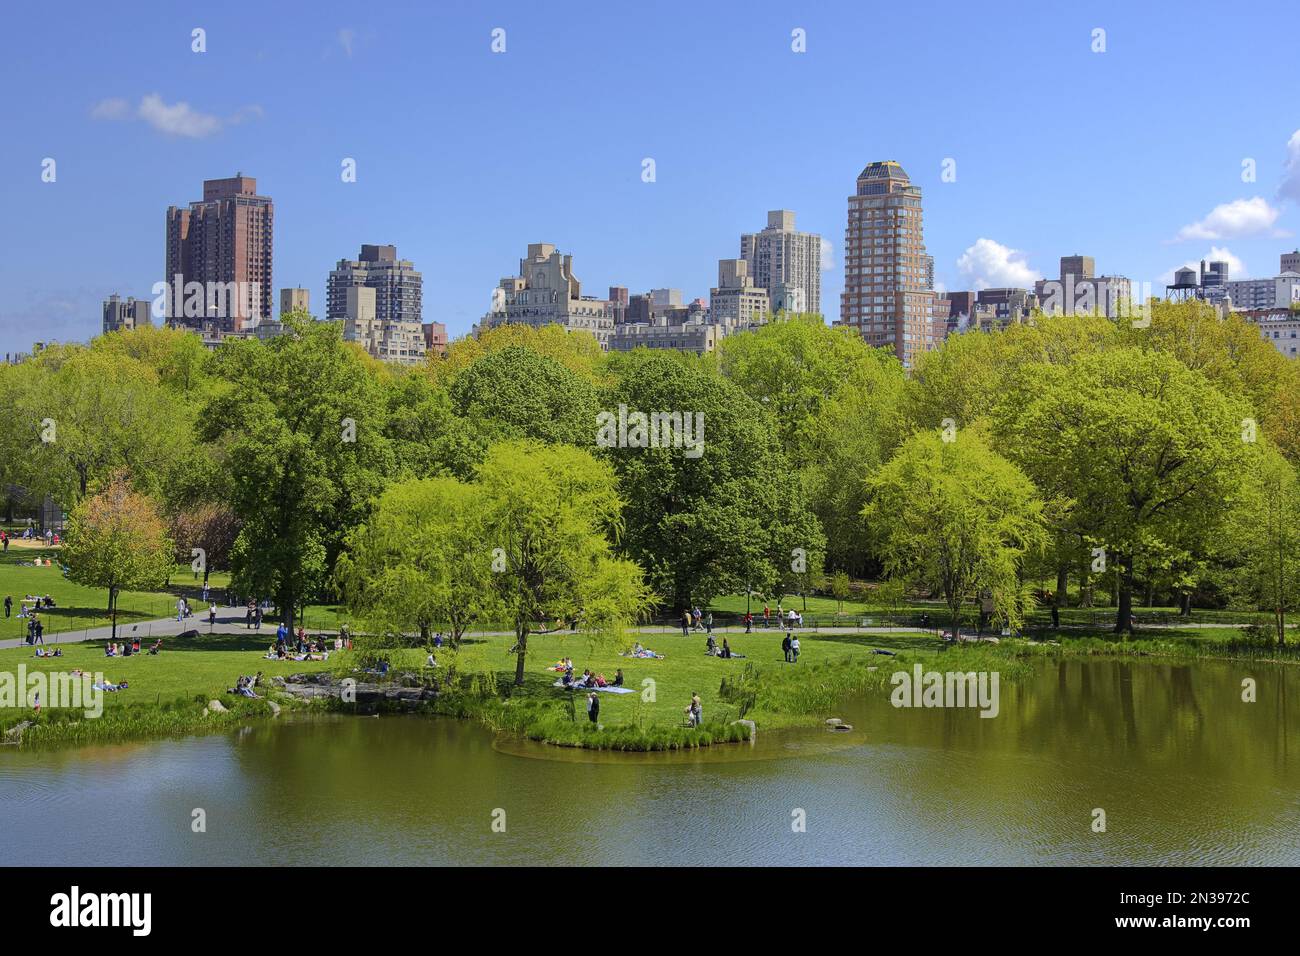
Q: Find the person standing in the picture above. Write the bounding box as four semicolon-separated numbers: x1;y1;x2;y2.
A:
202;581;209;603
691;692;703;726
254;605;262;631
744;611;753;633
681;609;691;638
33;615;43;645
209;603;218;628
176;598;185;623
763;604;770;628
705;611;713;635
3;595;10;618
790;636;800;663
782;633;792;663
587;691;600;726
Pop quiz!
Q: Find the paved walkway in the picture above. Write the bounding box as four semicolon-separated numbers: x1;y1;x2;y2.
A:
1;611;930;651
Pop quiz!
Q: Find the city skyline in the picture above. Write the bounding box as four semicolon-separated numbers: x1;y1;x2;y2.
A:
5;0;1300;355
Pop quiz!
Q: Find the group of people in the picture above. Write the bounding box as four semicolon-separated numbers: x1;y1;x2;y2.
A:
268;623;330;660
705;634;739;659
231;673;262;698
559;660;624;690
5;593;55;619
105;638;161;656
680;607;714;636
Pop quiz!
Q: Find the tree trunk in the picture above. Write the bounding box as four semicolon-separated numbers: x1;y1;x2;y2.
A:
1114;554;1134;637
1055;564;1069;609
280;592;295;633
513;626;528;686
109;587;118;643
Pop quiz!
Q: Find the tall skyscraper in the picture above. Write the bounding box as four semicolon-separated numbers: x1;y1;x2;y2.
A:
740;210;822;314
327;244;422;326
164;174;274;330
836;161;936;366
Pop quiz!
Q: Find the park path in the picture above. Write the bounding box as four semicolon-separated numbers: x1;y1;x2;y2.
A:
1;610;929;651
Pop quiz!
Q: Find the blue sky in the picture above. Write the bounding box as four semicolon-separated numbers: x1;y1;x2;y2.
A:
4;0;1300;354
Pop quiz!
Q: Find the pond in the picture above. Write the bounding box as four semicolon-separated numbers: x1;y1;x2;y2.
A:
1;658;1295;865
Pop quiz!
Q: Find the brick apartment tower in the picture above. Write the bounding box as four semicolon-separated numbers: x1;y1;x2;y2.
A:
836;161;935;367
164;174;274;330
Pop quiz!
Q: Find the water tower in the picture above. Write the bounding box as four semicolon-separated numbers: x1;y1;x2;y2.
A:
1166;267;1199;302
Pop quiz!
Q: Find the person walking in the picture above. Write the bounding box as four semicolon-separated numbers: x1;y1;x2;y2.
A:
202;582;209;603
744;611;753;633
254;605;262;631
681;609;691;638
33;615;43;645
245;601;254;629
3;595;10;618
705;611;713;635
176;598;185;623
782;632;792;663
208;603;217;629
790;635;800;663
587;691;600;726
763;604;770;628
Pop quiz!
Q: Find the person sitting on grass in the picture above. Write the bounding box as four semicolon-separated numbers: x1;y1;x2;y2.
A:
706;634;717;656
105;642;116;657
149;639;163;655
612;668;624;687
720;637;732;659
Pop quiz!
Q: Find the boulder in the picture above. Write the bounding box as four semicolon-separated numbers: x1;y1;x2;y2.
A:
207;700;228;713
266;700;281;718
4;720;32;742
731;718;757;741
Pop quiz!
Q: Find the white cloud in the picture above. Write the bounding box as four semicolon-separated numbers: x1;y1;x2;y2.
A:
90;94;262;139
1159;246;1248;286
955;238;1041;290
1174;197;1286;241
1279;129;1300;204
89;97;130;120
820;237;835;272
338;28;356;57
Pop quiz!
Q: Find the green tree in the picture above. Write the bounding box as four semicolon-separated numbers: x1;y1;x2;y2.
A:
448;345;601;447
62;473;174;641
476;441;652;686
863;427;1044;634
999;349;1254;634
829;570;852;615
1220;447;1300;646
337;476;495;648
198;316;394;630
605;353;823;609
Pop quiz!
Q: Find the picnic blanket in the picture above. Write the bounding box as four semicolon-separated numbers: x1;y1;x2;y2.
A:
551;679;635;694
621;650;664;659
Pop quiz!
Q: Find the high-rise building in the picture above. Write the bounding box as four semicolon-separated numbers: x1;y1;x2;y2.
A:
340;285;426;365
1060;255;1095;281
164;174;273;330
709;259;770;330
479;243;614;348
327;244;422;327
1281;250;1300;276
101;294;152;334
835;161;936;366
1224;273;1300;311
740;210;822;314
280;287;310;315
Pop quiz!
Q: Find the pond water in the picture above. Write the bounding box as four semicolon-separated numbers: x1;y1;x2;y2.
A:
1;658;1296;865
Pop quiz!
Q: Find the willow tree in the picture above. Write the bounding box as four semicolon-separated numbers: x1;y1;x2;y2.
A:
477;441;652;686
336;476;495;649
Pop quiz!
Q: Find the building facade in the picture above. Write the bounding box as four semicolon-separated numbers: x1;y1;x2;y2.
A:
1034;255;1132;319
164;174;273;330
835;161;937;367
709;259;770;331
101;294;152;334
280;287;310;314
740;210;822;315
1224;273;1300;311
340;285;426;365
327;244;422;327
479;243;614;348
1243;309;1300;358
